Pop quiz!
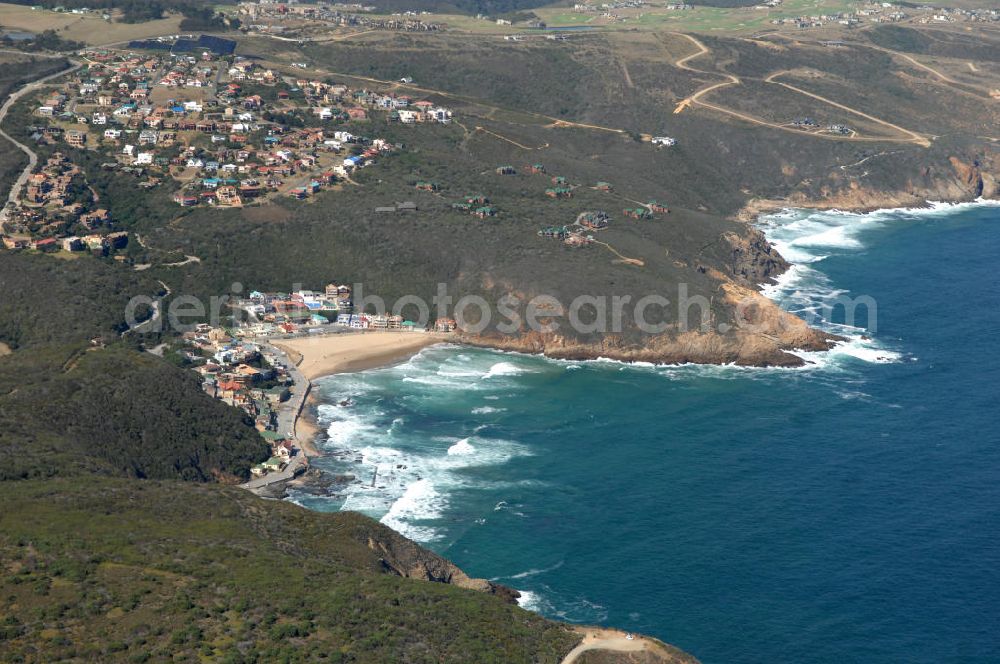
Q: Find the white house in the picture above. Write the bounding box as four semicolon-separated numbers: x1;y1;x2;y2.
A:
428;107;452;124
651;136;677;147
135;152;154;165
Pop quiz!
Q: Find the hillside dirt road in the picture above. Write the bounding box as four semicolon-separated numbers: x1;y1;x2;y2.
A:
668;32;930;147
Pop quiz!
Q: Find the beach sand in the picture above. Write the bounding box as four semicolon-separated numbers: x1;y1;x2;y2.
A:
272;332;447;459
296;395;322;457
274;331;448;381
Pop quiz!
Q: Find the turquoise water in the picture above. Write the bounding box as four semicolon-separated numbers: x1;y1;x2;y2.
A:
294;202;1000;663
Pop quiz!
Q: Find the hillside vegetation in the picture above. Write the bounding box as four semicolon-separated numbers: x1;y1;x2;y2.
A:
0;478;580;662
0;252;164;349
0;55;594;661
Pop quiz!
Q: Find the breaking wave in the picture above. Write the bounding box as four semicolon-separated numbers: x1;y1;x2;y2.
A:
753;203;1000;369
308;347;539;543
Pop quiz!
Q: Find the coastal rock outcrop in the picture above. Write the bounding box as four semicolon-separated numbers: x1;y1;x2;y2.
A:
738;153;999;219
355;521;520;603
725;228;790;285
460;232;838;368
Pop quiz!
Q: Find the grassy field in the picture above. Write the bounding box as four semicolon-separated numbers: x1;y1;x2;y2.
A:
411;0;863;34
0;3;183;45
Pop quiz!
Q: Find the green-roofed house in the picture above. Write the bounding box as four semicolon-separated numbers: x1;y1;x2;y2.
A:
262;457;285;472
259;430;283;444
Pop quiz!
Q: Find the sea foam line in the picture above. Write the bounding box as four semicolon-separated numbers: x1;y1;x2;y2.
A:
756;199;1000;368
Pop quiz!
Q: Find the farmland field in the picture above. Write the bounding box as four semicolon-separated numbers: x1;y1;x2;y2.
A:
0;3;182;45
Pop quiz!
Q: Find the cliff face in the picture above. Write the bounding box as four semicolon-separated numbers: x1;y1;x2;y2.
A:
725;228;789;286
460;284;839;369
351;518;521;603
738;153;999;220
459;153;1000;368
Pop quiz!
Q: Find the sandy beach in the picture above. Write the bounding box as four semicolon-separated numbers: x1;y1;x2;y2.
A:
245;332;447;484
273;331;449;381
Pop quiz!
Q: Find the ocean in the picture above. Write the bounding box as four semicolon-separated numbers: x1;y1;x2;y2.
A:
292;202;1000;663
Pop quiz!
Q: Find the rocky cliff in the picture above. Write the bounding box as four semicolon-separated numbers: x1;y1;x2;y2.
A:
350;517;522;603
737;153;999;220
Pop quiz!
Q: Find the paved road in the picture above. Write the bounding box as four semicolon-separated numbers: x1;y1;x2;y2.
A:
242;341;313;491
0;59;82;231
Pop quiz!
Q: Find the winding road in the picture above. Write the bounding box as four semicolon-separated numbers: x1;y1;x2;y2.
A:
668;32;931;147
0;58;82;231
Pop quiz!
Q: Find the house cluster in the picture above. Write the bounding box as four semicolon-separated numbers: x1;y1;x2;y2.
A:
824;124;852;135
229;283;458;337
769;2;912;28
1;152;127;254
232;284;356;335
238;2;440;34
181;324;300;477
539;209;618;246
451;194;497;218
20;47;457;213
913;5;999;24
572;1;647;13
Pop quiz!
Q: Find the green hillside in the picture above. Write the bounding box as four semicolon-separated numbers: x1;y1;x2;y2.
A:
0;478;580;662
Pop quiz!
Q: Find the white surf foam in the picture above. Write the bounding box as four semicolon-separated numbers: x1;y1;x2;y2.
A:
483;361;527;378
379;478;446;542
471;406;505;415
752;202;996;368
516;590;543;612
494;560;565;582
447;437;475;455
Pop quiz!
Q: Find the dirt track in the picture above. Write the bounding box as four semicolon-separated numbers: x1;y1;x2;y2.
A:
669;32;931;147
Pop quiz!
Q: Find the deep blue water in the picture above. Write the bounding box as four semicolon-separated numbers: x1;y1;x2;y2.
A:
295;203;1000;663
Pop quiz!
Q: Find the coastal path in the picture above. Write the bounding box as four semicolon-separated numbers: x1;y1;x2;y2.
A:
0;58;82;231
559;627;694;664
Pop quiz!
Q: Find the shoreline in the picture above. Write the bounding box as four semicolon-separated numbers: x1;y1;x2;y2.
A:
737;194;1000;223
270;330;448;456
254;199;1000;482
272;331;449;381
